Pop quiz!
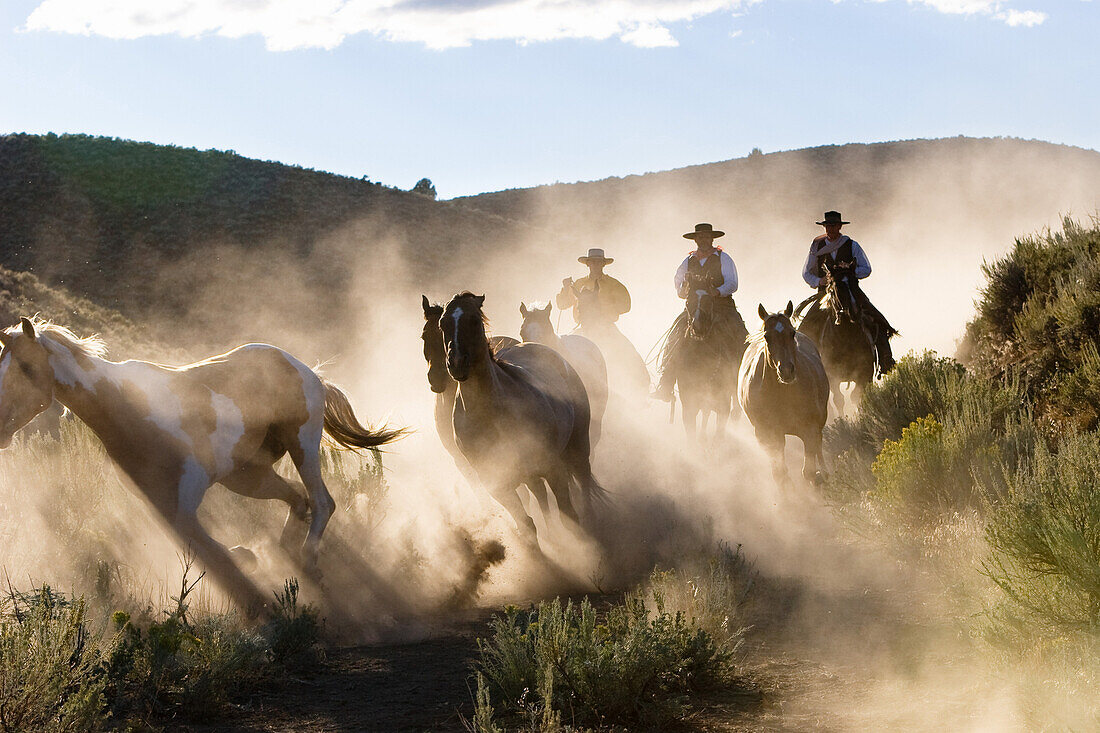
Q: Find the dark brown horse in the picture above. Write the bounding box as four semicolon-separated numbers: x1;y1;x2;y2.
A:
421;296;518;485
675;286;747;442
797;270;888;415
519;302;607;446
440;293;607;547
739;302;829;487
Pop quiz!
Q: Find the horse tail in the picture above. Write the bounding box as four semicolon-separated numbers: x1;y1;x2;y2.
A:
320;380;406;450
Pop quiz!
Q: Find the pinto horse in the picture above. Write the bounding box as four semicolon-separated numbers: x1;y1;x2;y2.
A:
738;302;829;487
440;293;607;547
0;317;402;612
519;302;607;447
421;296;518;484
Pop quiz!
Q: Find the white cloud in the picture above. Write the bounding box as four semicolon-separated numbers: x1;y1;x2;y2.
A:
24;0;749;51
22;0;1047;51
908;0;1048;25
996;9;1048;26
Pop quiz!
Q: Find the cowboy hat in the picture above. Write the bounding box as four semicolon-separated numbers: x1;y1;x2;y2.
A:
578;248;614;265
816;211;850;226
683;222;725;240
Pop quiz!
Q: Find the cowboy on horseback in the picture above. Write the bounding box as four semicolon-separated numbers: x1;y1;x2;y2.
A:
652;223;747;402
799;211;896;375
555;248;631;328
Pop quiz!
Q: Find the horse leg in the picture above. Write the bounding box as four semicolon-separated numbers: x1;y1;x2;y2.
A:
831;377;845;417
801;431;826;486
288;441;336;577
757;429;790;489
219;462;310;553
173;468;269;614
547;465;580;527
850;377;868;413
486;478;539;544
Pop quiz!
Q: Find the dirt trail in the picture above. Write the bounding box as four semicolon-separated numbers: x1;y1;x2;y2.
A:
173;577;961;732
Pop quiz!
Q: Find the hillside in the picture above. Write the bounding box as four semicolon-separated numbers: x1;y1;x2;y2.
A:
2;134;1099;360
0;134;548;334
454;137;1100;355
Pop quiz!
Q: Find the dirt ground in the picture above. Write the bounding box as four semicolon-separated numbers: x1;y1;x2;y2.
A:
172;577;966;733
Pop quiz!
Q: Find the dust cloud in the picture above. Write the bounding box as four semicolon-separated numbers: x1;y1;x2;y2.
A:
1;137;1098;728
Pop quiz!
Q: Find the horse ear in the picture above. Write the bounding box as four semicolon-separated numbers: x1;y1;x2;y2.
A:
475;295;485;307
0;330;10;348
541;304;552;314
758;304;768;321
784;301;794;318
20;317;36;340
421;295;431;316
519;303;528;316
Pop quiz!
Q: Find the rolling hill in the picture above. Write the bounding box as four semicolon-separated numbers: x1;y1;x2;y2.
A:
2;134;1099;360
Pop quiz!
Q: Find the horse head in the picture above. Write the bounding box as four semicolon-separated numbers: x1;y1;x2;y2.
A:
519;302;555;343
685;284;716;340
421;295;451;394
0;318;55;448
757;302;798;384
822;269;857;325
574;281;605;329
441;292;488;382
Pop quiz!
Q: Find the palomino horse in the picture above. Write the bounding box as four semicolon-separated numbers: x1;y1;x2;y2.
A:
797;270;887;415
440;293;607;547
572;282;650;395
675;286;746;443
519;302;607;446
421;295;518;485
0;317;402;612
739;303;829;487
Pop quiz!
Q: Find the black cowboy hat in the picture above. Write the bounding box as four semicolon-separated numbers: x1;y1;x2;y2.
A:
578;248;614;265
816;211;850;226
683;222;725;240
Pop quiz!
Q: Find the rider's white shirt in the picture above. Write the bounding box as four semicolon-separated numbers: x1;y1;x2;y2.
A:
802;236;872;288
674;250;738;297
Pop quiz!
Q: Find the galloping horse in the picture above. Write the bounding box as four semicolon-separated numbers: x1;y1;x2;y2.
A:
572;282;650;395
440;293;607;547
0;317;402;611
421;296;518;484
739;303;829;487
797;269;891;415
519;302;607;446
675;284;747;442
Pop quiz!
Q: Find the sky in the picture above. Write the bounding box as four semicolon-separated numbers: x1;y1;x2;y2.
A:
0;0;1096;198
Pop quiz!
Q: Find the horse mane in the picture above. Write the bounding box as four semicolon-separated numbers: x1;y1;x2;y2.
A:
451;292;492;327
19;317;109;360
745;328;767;347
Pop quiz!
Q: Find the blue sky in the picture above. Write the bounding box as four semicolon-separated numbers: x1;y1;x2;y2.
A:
0;0;1095;197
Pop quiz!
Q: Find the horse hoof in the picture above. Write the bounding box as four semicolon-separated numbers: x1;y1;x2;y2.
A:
228;545;259;573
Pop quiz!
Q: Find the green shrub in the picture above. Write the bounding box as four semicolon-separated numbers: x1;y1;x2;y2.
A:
963;216;1100;436
0;587;109;732
824;352;1034;521
104;561;267;721
984;431;1100;634
264;579;323;669
473;551;751;730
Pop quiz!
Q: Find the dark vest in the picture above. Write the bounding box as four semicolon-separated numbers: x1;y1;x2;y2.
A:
686;250;726;291
812;237;855;278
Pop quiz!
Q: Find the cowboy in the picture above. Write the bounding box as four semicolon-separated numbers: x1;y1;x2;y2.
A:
801;211;895;373
555;248;631;327
652;223;745;402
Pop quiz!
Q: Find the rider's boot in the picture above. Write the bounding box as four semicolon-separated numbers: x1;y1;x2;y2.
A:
875;333;896;376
